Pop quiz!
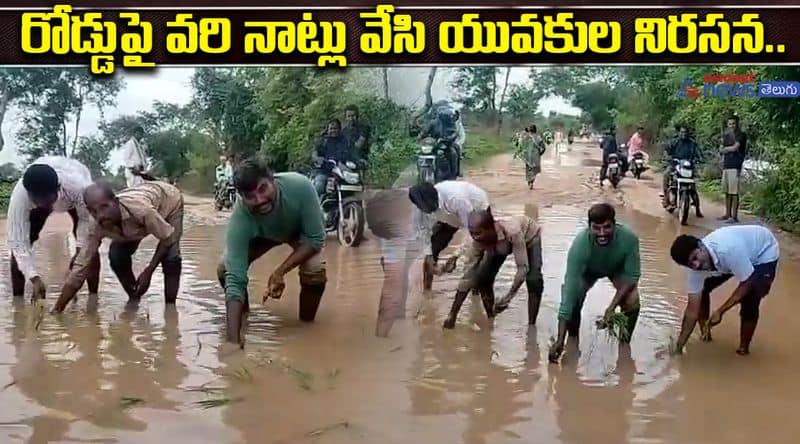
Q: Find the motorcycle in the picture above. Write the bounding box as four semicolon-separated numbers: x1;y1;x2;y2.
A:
665;158;697;226
319;160;366;247
214;180;236;211
606;153;622;188
417;137;456;184
631;152;647;179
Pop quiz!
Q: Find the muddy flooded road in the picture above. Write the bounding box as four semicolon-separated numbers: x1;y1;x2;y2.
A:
2;142;800;444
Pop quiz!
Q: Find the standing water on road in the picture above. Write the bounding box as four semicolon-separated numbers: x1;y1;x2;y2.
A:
1;142;799;444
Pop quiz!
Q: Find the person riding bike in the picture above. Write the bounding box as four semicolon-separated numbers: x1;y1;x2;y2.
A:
312;118;362;199
662;125;704;217
599;126;628;185
215;155;233;192
418;106;462;179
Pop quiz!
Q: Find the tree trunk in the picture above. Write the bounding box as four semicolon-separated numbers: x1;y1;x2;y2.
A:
410;67;437;127
382;67;389;99
496;67;512;135
71;102;83;157
490;68;498;111
60;120;68;157
0;89;9;153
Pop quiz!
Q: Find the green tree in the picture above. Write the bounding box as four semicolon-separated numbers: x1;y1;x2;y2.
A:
452;67;499;112
148;130;191;181
0;68;54;152
16;69;123;160
73;135;111;177
192;68;264;160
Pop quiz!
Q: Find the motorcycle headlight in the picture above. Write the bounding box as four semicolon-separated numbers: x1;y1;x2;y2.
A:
681;160;692;168
678;167;693;178
420;144;433;154
343;171;360;184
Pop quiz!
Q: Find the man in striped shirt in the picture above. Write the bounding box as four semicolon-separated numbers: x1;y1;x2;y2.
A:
52;180;184;312
6;156;99;302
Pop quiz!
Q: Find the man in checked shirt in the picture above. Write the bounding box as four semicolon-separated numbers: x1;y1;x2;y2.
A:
442;207;544;329
6;156;99;302
52;180;184;312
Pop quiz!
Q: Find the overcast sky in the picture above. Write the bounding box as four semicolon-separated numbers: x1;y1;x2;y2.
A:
0;67;578;169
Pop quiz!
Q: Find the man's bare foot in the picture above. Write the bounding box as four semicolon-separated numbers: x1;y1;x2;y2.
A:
736;347;749;356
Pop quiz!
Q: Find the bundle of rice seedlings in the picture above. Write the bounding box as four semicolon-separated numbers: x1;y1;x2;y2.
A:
596;312;631;343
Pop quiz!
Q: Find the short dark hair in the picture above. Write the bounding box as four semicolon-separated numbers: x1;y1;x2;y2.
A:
671;234;701;266
23;164;59;199
408;182;438;213
344;105;359;116
727;115;739;125
529;124;538;134
588;203;615;225
328;118;342;129
233;158;273;193
366;188;410;239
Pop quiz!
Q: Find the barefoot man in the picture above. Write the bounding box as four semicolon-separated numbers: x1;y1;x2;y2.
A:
669;225;779;355
549;203;641;362
7;156;99;302
442;207;544;329
53;181;184;312
217;159;327;346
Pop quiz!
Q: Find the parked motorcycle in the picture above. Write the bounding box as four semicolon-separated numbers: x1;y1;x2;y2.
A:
417;137;456;184
214;180;236;211
319;160;366;247
665;158;697;225
631;152;647;179
606;153;622;188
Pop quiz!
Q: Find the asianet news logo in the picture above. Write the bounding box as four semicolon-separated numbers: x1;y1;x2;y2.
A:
676;73;800;99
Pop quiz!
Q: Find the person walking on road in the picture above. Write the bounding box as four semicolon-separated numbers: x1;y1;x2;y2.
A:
719;115;747;223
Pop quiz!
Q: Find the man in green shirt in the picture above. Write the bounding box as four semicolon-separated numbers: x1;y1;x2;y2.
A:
549;203;642;362
217;159;327;346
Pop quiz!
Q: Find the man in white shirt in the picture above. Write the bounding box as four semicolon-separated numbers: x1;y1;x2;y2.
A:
670;225;780;355
7;156;99;301
121;126;150;187
408;180;490;290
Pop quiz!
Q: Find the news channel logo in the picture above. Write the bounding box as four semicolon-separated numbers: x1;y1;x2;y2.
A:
676;77;800;99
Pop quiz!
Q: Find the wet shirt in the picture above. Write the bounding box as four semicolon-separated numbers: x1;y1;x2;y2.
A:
224;172;325;302
668;138;700;161
458;215;541;291
722;129;747;170
316;136;354;163
66;181;184;288
415;180;490;256
6;156;93;280
558;224;641;321
686;225;779;295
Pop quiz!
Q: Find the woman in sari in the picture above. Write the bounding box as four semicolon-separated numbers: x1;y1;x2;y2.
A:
516;125;547;189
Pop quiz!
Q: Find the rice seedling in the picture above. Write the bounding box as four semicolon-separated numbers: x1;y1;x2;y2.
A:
596;312;631;343
285;365;314;391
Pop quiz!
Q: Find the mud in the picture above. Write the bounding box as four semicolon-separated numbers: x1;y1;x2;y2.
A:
1;141;799;444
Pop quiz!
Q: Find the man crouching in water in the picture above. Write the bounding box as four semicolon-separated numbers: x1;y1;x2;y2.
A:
53;181;184;312
442;207;544;329
217;159;327;346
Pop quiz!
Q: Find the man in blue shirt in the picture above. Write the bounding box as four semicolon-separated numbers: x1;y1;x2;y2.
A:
670;225;779;355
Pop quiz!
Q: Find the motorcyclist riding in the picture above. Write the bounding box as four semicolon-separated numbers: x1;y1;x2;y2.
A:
661;125;704;217
418;106;462;178
313;118;361;199
599;126;628;186
215;155;233;190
